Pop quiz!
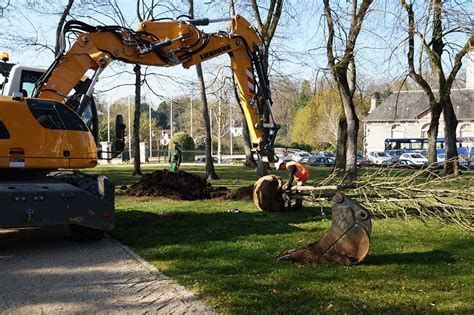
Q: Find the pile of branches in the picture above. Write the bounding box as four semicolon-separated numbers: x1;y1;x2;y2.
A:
305;165;474;231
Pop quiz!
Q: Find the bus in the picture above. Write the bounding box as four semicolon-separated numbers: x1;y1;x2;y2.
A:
384;137;474;157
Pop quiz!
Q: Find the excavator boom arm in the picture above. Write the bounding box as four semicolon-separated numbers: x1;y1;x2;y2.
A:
35;15;279;161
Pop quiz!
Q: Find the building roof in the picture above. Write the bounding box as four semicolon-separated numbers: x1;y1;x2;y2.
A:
366;89;474;122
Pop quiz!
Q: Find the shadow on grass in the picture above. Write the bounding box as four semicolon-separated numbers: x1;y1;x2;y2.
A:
365;250;456;265
114;208;330;247
111;207;473;314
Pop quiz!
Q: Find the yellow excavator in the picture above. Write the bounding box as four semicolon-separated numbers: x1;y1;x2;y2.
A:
0;15;279;241
0;15;370;264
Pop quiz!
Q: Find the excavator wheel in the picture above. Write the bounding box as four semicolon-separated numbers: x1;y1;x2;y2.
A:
278;192;371;265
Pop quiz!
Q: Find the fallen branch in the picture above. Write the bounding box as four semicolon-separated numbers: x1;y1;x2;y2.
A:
303;165;474;231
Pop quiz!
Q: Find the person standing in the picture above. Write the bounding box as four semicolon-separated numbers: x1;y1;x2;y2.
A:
169;142;182;172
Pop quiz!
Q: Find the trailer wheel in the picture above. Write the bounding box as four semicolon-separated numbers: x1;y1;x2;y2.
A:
70;224;104;242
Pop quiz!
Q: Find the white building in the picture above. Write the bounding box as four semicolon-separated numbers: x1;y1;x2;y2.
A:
364;53;474;153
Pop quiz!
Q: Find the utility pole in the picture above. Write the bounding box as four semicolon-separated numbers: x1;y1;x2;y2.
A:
149;102;152;160
107;102;110;142
128;96;132;160
190;95;193;138
229;102;233;156
170;100;173;138
218;93;222;164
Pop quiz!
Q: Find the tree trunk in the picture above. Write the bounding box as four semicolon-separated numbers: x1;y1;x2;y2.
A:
443;98;459;175
336;85;359;182
132;64;142;176
427;104;442;165
256;160;269;177
344;105;359;182
241;117;257;167
335;114;347;173
196;64;218;180
188;0;217;180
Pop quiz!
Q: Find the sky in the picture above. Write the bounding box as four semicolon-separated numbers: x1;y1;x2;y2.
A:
0;0;473;107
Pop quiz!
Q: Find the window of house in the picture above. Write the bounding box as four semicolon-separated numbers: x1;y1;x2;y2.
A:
391;124;404;138
459;124;474;137
420;123;430;138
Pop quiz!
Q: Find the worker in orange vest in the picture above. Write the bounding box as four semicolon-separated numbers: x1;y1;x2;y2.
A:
276;160;310;191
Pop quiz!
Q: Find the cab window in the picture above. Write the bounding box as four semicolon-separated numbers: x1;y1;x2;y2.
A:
20;70;43;97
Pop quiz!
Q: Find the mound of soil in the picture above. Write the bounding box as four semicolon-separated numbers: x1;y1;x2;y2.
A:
221;185;254;200
120;170;227;200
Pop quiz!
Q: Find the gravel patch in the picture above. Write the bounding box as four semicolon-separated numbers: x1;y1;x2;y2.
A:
0;228;212;314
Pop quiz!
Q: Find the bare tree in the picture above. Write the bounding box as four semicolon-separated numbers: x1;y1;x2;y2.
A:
132;64;143;176
188;0;218;180
0;0;10;17
400;0;474;175
249;0;284;74
323;0;373;182
131;0;149;176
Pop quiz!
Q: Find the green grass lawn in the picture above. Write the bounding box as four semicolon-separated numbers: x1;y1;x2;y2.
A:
94;164;474;313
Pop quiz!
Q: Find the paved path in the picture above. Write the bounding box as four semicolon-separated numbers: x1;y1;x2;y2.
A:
0;228;212;314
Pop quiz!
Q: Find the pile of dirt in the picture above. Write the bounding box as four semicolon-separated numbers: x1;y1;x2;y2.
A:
221;185;254;200
120;170;228;200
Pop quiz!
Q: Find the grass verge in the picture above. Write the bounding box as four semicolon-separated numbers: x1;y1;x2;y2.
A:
93;164;473;313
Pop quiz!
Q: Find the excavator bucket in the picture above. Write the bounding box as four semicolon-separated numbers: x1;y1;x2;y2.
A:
278;192;372;265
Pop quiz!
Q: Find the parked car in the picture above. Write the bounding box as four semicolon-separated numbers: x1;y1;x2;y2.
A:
392;159;419;169
386;150;405;162
412;150;428;157
291;151;311;162
399;153;428;166
318;151;336;158
356;154;371;166
304;156;335;167
367;151;392;165
437;154;469;170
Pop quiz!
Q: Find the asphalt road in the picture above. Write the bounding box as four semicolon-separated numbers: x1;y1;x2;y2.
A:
0;228;211;314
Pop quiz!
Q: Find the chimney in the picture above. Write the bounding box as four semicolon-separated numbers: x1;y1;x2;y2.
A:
467;50;474;89
368;97;377;113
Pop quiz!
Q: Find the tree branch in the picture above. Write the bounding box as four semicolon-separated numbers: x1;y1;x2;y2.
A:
400;0;436;104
